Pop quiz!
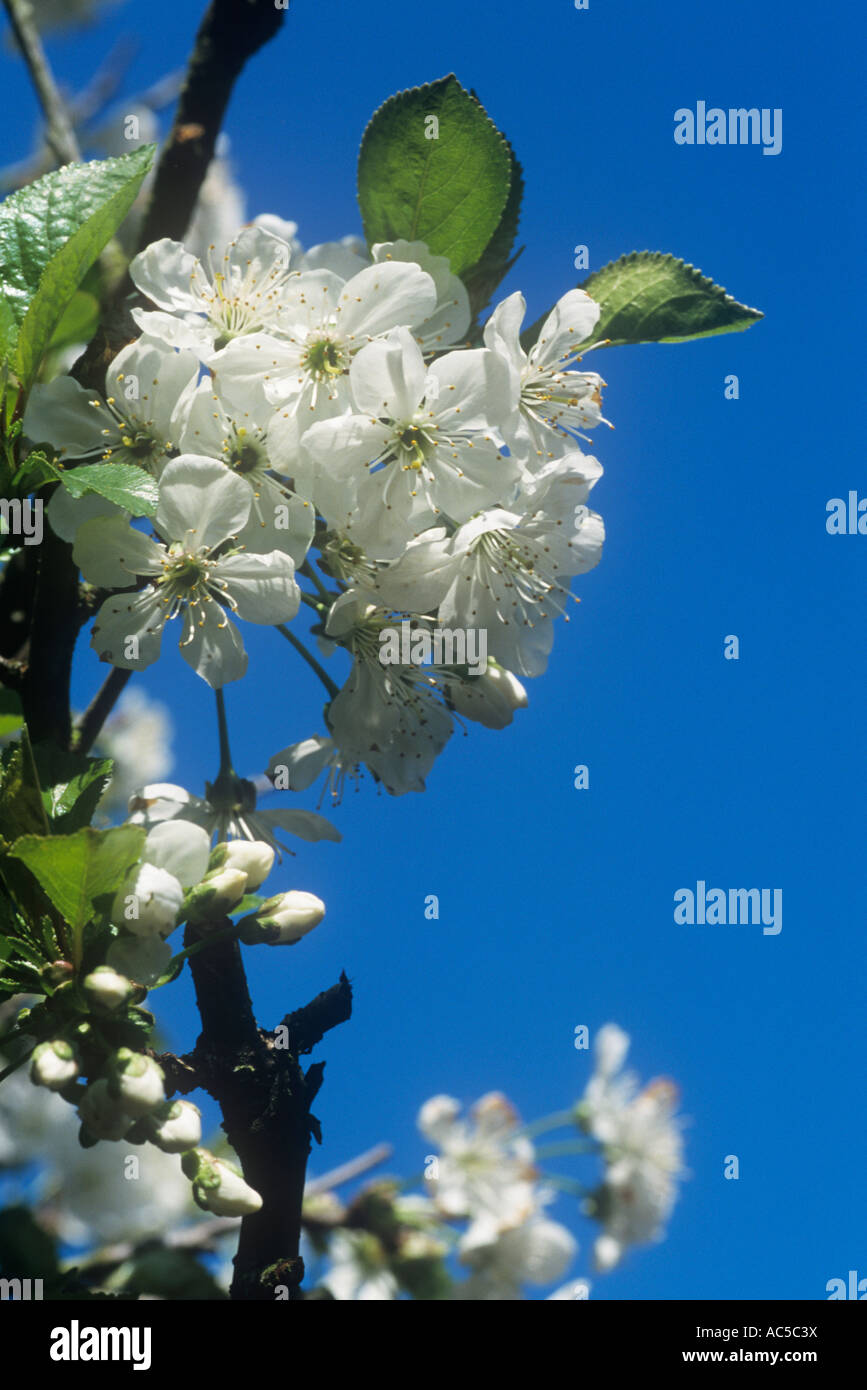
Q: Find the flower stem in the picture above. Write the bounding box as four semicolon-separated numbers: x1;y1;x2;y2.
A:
533;1139;597;1160
517;1107;580;1140
541;1173;593;1198
214;687;235;776
276;624;339;699
299;560;333;604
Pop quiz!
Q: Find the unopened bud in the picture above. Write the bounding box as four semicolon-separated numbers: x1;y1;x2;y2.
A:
181;1148;263;1216
112;862;184;937
30;1039;78;1091
185;867;248;924
446;666;528;729
78;1077;134;1141
41;960;74;988
238;891;325;945
83;965;134;1012
147;1099;202;1153
209;840;275;891
110;1048;166;1117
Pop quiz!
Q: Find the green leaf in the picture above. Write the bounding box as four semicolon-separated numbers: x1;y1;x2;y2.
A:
0;742;47;845
0;297;17;362
581;251;764;347
0;146;155;385
11;448;55;490
461;135;524;325
0;688;23;738
47;288;99;354
357;75;512;276
9;824;145;964
31;742;114;833
49;459;158;516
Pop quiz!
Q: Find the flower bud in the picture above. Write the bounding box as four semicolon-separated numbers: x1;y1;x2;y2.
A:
238;891;325;945
30;1039;78;1091
78;1077;134;1141
112;862;184;937
83;965;134;1012
147;1099;202;1154
110;1048;166;1117
209;840;275;891
445;666;528;729
184;868;248;924
41;960;74;988
181;1148;263;1216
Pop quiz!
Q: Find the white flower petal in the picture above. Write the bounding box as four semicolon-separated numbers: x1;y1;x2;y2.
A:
215;550;300;624
256;808;341;843
91;588;166;671
336;261;437;339
130;238;209;313
156;455;251;548
144;820;211;889
74;516;164;588
349;327;426;419
24;376;109;458
178;602;248;688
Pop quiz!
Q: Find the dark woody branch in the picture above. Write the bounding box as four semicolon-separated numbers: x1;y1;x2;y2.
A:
136;0;288;251
183;917;352;1300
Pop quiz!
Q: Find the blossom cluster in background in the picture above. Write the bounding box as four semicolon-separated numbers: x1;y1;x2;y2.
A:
0;1008;683;1299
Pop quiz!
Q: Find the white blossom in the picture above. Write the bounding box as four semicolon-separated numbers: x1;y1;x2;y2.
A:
299;327;518;558
484;288;609;470
321;1231;399;1301
74;456;300;688
578;1025;686;1269
369;454;604;677
130;224;299;357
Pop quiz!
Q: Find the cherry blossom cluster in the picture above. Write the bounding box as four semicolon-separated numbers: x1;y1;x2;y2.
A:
311;1025;684;1299
24;218;609;800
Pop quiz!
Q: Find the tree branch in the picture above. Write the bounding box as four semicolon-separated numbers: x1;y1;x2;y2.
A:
136;0;288;251
19;521;78;746
74;666;132;754
184;916;351;1301
277;971;353;1055
2;0;81;166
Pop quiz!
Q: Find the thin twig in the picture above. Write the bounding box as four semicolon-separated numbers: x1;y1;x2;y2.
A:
74;666;132;755
306;1144;393;1196
2;0;81;165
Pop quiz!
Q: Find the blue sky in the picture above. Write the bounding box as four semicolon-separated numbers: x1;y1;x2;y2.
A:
4;0;865;1298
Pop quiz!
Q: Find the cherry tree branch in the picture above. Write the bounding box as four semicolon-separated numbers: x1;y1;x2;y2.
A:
135;0;289;251
74;666;133;754
184;916;352;1300
2;0;81;166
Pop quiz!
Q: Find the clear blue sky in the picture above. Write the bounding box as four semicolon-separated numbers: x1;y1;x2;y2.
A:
5;0;865;1298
